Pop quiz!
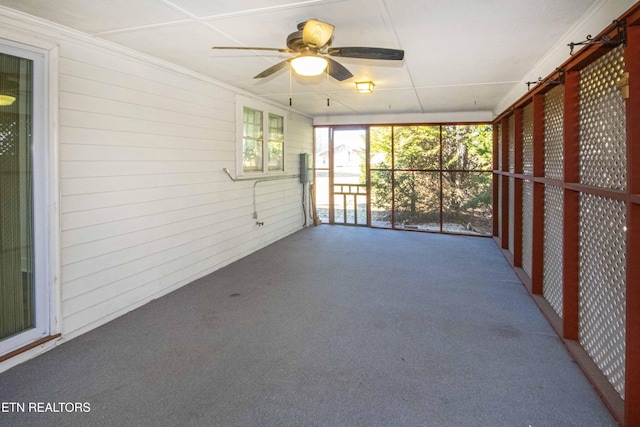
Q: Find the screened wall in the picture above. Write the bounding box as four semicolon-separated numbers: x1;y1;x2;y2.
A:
493;7;640;425
314;124;493;236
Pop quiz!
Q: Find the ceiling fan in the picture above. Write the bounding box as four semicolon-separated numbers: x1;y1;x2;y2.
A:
212;19;404;81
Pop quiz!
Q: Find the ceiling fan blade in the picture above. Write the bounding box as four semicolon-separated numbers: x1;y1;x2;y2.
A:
326;58;353;81
253;59;291;79
302;19;334;48
328;47;404;60
212;46;294;53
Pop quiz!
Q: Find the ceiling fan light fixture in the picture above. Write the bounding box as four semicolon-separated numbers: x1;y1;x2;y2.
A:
355;81;375;93
291;55;328;76
0;94;16;106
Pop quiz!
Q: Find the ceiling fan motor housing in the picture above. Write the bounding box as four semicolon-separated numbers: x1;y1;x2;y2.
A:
286;31;306;51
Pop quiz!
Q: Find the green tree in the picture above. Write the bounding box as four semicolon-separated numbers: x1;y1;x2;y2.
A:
442;125;492;230
368;124;493;232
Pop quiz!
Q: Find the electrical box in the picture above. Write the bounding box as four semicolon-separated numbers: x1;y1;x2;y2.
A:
299;153;313;184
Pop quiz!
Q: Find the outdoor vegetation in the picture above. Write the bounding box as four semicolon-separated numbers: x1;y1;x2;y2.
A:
369;124;493;234
314;124;493;235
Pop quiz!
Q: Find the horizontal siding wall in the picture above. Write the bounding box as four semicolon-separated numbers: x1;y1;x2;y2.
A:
0;11;313;341
57;42;312;338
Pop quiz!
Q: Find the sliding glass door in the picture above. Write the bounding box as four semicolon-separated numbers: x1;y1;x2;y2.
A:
0;43;49;355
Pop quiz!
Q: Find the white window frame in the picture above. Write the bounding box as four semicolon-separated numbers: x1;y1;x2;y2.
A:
236;95;286;177
0;39;55;356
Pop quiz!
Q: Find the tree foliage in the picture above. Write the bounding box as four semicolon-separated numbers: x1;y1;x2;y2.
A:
368;125;493;233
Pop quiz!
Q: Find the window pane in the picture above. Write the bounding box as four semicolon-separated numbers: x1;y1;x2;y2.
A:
393;126;440;170
442;172;492;235
370;170;392;228
243;107;263;173
394;171;440;230
442;124;493;171
315;169;329;223
243;139;262;172
268;113;284;171
314;128;329;223
333;129;365;184
370;126;392;170
314;127;329;168
333;194;344;223
268;141;283;171
1;52;35;339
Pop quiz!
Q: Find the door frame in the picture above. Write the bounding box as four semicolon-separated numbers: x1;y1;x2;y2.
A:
0;37;59;359
328;126;369;226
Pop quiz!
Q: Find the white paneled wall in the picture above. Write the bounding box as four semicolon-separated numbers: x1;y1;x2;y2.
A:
0;10;312;342
57;44;312;338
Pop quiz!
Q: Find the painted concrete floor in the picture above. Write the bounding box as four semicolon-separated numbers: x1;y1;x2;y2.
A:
0;226;617;426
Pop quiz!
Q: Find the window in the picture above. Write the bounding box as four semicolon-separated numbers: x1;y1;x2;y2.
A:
243;107;263;173
238;97;285;175
268;113;284;172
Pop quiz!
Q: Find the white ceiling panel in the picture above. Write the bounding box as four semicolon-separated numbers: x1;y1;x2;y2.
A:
162;0;347;19
0;0;612;118
416;82;517;113
264;92;356;117
386;0;599;88
101;21;236;77
327;87;422;115
204;0;401;50
0;0;187;33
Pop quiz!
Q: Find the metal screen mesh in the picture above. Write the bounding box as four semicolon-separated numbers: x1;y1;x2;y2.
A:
498;177;502;240
544;85;564;179
522;103;534;176
521;180;533;277
508;177;514;255
508;115;515;173
578;193;626;398
579;46;626;191
543;185;563;318
497;123;503;171
497;124;502;239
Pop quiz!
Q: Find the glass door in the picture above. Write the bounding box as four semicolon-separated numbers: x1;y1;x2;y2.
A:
0;44;49;355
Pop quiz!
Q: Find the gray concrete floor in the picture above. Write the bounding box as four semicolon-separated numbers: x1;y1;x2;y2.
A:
0;226;617;426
